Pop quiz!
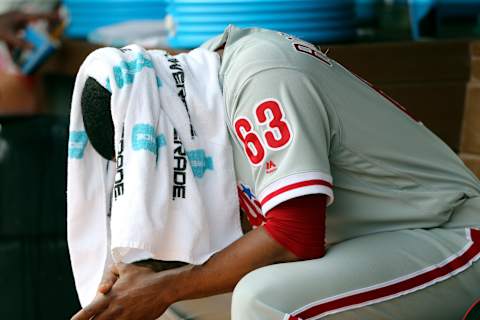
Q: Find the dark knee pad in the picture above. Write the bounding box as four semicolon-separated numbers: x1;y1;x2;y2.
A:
81;77;115;160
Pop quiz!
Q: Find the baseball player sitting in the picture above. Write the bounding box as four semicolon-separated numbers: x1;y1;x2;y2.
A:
71;26;480;320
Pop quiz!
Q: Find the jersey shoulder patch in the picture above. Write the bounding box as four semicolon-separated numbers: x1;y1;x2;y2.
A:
233;98;293;166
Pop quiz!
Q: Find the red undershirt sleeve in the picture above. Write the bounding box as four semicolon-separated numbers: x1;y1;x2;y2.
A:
263;194;327;260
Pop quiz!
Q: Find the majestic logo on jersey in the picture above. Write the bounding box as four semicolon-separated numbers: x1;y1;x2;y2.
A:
265;160;277;174
234;99;293;166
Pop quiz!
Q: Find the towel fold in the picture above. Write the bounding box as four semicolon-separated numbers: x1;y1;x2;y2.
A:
67;45;242;307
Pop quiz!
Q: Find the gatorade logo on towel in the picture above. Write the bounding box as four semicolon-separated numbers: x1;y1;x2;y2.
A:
68;131;88;159
113;53;154;89
167;54;196;139
187;149;213;178
173;129;187;200
132;124;166;155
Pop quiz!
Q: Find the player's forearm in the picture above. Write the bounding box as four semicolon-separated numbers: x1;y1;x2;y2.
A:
164;226;299;303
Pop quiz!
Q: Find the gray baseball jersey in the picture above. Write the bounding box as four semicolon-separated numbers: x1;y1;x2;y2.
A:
202;25;480;245
157;26;480;320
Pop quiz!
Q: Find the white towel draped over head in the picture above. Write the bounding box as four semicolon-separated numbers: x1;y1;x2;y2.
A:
67;45;242;307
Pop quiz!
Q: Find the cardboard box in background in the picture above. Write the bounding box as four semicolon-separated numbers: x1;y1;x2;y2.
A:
329;40;470;86
470;57;480;82
460;153;480;178
459;41;480;178
470;41;480;81
460;83;480;154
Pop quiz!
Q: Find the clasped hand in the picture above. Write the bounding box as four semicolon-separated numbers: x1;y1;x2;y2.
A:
71;262;174;320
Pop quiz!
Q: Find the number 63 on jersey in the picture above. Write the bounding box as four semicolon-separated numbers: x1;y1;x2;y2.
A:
234;99;293;166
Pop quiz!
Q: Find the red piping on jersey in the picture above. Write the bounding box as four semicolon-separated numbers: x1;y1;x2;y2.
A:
288;228;480;320
260;179;333;206
349;69;419;122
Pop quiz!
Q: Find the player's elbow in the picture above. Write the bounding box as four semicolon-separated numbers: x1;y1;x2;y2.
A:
268;232;326;263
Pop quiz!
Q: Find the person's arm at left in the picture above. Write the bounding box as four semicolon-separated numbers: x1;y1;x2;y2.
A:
71;194;327;320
